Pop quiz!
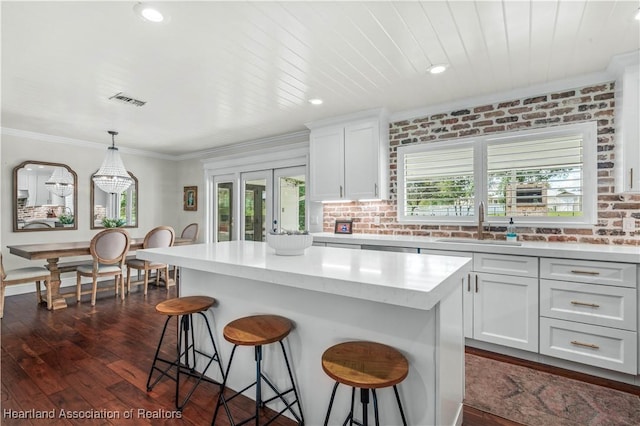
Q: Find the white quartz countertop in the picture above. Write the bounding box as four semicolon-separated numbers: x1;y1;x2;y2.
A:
137;241;471;311
312;233;640;263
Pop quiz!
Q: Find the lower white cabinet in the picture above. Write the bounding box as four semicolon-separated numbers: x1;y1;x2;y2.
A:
462;253;539;352
539;257;638;374
540;317;637;374
472;272;539;352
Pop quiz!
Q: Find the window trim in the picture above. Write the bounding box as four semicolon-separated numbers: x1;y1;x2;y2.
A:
396;122;597;227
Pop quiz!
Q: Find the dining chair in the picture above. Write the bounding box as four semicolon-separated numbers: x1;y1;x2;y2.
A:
76;228;130;306
22;221;52;229
170;223;199;284
180;223;199;242
1;254;52;318
126;226;175;296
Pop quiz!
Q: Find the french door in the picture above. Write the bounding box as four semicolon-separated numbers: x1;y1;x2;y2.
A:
211;167;306;242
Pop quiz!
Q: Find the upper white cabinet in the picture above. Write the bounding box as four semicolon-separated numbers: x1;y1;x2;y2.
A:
614;59;640;193
308;110;389;201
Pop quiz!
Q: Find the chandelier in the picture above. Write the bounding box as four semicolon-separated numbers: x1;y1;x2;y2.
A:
45;167;74;197
93;131;133;194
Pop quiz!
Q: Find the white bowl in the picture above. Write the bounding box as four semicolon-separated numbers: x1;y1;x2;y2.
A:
266;233;313;256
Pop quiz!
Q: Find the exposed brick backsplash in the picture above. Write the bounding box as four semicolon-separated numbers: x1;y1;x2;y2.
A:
323;82;639;246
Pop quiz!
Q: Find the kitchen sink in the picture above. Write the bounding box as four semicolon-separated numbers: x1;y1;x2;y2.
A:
436;238;522;246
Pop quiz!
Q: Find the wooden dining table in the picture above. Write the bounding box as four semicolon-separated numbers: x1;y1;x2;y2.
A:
7;237;193;310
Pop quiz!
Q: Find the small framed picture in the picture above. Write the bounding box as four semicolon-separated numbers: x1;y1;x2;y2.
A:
334;219;353;234
183;186;197;211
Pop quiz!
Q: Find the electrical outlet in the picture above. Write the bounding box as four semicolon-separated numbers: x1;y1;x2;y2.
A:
374;215;381;225
623;217;636;232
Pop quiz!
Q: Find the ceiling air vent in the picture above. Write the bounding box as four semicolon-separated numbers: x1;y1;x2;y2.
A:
109;92;146;107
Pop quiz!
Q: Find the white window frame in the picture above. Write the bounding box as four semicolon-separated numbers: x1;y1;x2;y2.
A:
397;122;597;227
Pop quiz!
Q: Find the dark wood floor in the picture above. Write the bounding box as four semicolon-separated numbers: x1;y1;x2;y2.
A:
1;282;523;426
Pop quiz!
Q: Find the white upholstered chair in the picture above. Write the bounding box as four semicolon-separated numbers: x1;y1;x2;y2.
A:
126;226;175;295
76;228;130;306
180;223;199;242
1;254;52;318
170;223;199;284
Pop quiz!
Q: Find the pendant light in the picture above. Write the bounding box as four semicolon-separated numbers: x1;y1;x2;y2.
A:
45;167;74;197
93;131;133;194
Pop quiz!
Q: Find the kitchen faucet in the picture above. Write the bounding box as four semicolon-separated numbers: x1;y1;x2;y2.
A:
477;201;485;240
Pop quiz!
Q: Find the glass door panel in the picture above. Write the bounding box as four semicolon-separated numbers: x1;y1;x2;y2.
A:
216;180;234;242
274;166;306;232
242;171;272;242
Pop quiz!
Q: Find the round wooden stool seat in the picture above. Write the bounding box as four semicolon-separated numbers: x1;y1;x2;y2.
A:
223;314;292;346
322;341;409;389
155;295;215;316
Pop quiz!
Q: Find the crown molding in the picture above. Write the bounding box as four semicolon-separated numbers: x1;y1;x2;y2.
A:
1;127;175;160
179;130;310;162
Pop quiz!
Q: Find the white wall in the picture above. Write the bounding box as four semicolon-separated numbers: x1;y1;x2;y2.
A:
1;132;179;276
174;157;206;241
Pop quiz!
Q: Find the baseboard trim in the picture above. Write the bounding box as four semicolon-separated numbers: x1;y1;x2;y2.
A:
466;346;640;397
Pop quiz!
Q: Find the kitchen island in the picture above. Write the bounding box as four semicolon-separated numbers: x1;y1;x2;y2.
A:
137;241;472;425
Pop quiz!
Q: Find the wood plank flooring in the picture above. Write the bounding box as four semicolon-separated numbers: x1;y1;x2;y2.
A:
1;283;297;425
6;281;620;426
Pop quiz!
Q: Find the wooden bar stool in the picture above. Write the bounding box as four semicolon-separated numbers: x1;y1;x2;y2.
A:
146;296;224;411
322;341;409;426
211;314;304;425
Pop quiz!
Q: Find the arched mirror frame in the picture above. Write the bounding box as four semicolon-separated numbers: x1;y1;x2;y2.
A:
13;160;78;232
90;171;138;229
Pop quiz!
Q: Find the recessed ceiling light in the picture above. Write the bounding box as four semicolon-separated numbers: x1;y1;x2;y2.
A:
427;64;448;75
134;3;165;23
308;98;323;105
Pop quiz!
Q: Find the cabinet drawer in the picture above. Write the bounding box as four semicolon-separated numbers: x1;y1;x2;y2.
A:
473;253;538;277
540;258;636;288
540;318;637;375
540;279;637;331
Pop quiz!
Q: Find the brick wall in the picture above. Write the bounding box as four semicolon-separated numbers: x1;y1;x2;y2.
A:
323;82;639;246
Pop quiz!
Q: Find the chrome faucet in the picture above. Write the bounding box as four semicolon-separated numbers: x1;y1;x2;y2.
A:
477;201;485;240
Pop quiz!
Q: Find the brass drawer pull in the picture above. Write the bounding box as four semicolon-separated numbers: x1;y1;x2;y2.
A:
571;340;599;350
570;301;600;308
570;270;600;276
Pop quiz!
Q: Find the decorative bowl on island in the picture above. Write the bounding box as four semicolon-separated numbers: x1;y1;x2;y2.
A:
266;231;313;256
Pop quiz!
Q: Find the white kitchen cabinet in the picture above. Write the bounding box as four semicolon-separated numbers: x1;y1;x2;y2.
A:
422;250;538;351
615;62;640;193
308;110;388;201
540;257;638;374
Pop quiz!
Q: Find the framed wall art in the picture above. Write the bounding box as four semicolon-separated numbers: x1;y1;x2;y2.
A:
183;186;197;211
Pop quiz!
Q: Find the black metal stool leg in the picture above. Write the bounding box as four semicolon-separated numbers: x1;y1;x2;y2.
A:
212;344;237;426
278;340;304;424
360;388;369;426
371;389;379;426
393;385;408;426
146;315;172;391
255;345;262;426
345;387;355;426
324;382;340;426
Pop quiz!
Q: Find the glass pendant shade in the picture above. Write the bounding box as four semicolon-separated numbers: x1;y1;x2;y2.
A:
93;131;133;194
45;167;74;197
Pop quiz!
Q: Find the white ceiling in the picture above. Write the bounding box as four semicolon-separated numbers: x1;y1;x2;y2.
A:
2;1;639;157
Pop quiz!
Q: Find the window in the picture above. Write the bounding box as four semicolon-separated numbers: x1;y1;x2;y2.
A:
397;122;597;226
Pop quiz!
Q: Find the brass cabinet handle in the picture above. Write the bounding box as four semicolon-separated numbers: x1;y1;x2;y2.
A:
570;270;600;275
570;301;600;308
475;274;478;293
571;340;600;350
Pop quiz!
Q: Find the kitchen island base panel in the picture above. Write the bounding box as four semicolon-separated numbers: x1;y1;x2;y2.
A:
180;268;464;426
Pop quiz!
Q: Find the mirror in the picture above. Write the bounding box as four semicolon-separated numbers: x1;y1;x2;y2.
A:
13;161;78;232
90;171;138;229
